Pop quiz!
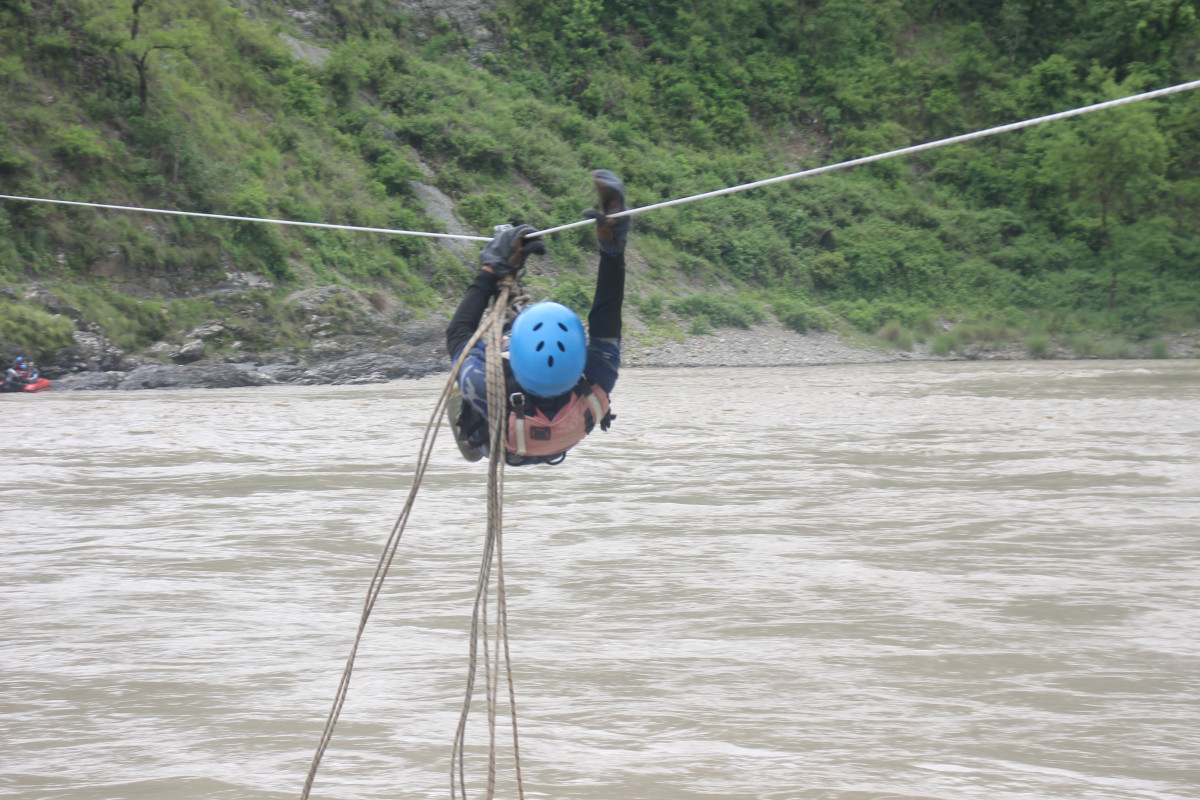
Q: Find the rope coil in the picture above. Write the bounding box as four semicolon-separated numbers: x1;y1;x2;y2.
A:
301;275;528;800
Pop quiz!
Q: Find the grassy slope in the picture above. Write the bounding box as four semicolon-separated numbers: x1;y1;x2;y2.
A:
1;0;1198;367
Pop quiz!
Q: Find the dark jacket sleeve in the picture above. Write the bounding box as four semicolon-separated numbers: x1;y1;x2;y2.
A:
446;269;499;359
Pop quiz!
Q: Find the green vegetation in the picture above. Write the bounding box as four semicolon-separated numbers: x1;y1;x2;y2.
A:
669;293;767;329
0;300;75;361
1026;334;1053;358
1;0;1198;366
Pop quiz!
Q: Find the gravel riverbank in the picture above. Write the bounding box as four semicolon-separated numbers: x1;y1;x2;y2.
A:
624;320;1200;369
44;319;1199;391
623;321;911;368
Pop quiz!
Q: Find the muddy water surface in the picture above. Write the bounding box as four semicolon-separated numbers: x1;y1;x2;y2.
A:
3;361;1198;799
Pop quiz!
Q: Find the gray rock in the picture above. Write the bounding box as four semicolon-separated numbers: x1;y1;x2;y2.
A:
221;271;274;290
49;350;452;391
258;363;312;384
145;341;178;360
23;287;84;322
53;371;125;391
50;330;128;373
396;318;445;347
304;352;441;384
408;178;477;263
118;363;277;391
174;340;207;364
395;0;499;63
187;323;226;340
280;33;330;66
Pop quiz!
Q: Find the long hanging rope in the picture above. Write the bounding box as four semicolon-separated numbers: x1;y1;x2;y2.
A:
5;77;1195;244
448;276;528;800
300;274;526;800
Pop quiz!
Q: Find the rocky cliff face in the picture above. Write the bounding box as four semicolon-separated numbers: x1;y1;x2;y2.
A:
14;275;450;390
273;0;492;257
4;1;507;389
394;0;500;64
249;0;499;63
2;0;581;389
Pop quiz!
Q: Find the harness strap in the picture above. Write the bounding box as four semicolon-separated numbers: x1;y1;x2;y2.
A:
511;392;528;456
581;385;604;434
576;381;604;434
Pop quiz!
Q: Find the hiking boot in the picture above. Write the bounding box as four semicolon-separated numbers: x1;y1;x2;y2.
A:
589;169;630;255
446;389;483;462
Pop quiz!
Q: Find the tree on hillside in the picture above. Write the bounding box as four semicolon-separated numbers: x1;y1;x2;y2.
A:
1084;0;1199;75
84;0;206;115
1040;74;1168;311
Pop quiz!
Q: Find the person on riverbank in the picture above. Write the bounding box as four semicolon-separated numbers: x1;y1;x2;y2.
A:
444;169;629;465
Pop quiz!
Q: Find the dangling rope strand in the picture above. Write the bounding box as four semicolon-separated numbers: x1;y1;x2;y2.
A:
493;288;528;800
449;275;527;800
301;280;516;800
483;288;508;800
498;516;526;799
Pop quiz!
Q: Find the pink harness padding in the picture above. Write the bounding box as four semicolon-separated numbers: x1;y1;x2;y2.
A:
507;384;610;458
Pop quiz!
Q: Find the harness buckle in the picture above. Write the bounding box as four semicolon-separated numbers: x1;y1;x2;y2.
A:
510;391;526;418
509;392;528;456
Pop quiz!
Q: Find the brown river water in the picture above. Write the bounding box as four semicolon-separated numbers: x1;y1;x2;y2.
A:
2;361;1198;800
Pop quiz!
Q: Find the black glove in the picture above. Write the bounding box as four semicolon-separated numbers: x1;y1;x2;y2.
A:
479;224;545;277
582;169;631;255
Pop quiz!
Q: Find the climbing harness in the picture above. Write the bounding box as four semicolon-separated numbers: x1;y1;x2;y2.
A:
455;362;615;464
508;380;612;459
300;274;530;800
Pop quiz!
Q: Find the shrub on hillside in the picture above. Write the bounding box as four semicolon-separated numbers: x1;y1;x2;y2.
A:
774;299;833;334
670;293;766;329
0;301;76;362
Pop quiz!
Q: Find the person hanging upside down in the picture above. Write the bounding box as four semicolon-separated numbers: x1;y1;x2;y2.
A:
445;170;630;465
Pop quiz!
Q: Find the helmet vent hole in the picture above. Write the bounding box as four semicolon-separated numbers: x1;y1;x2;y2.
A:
535;342;545;351
557;341;566;351
558;322;569;331
547;356;554;367
532;322;544;331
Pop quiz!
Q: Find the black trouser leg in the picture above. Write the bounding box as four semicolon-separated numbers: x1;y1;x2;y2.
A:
588;251;625;339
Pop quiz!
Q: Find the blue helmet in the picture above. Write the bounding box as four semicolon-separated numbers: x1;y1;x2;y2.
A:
508;302;586;398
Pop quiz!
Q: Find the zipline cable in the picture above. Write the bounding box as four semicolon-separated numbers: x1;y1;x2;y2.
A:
0;193;490;242
529;77;1200;239
2;78;1197;246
